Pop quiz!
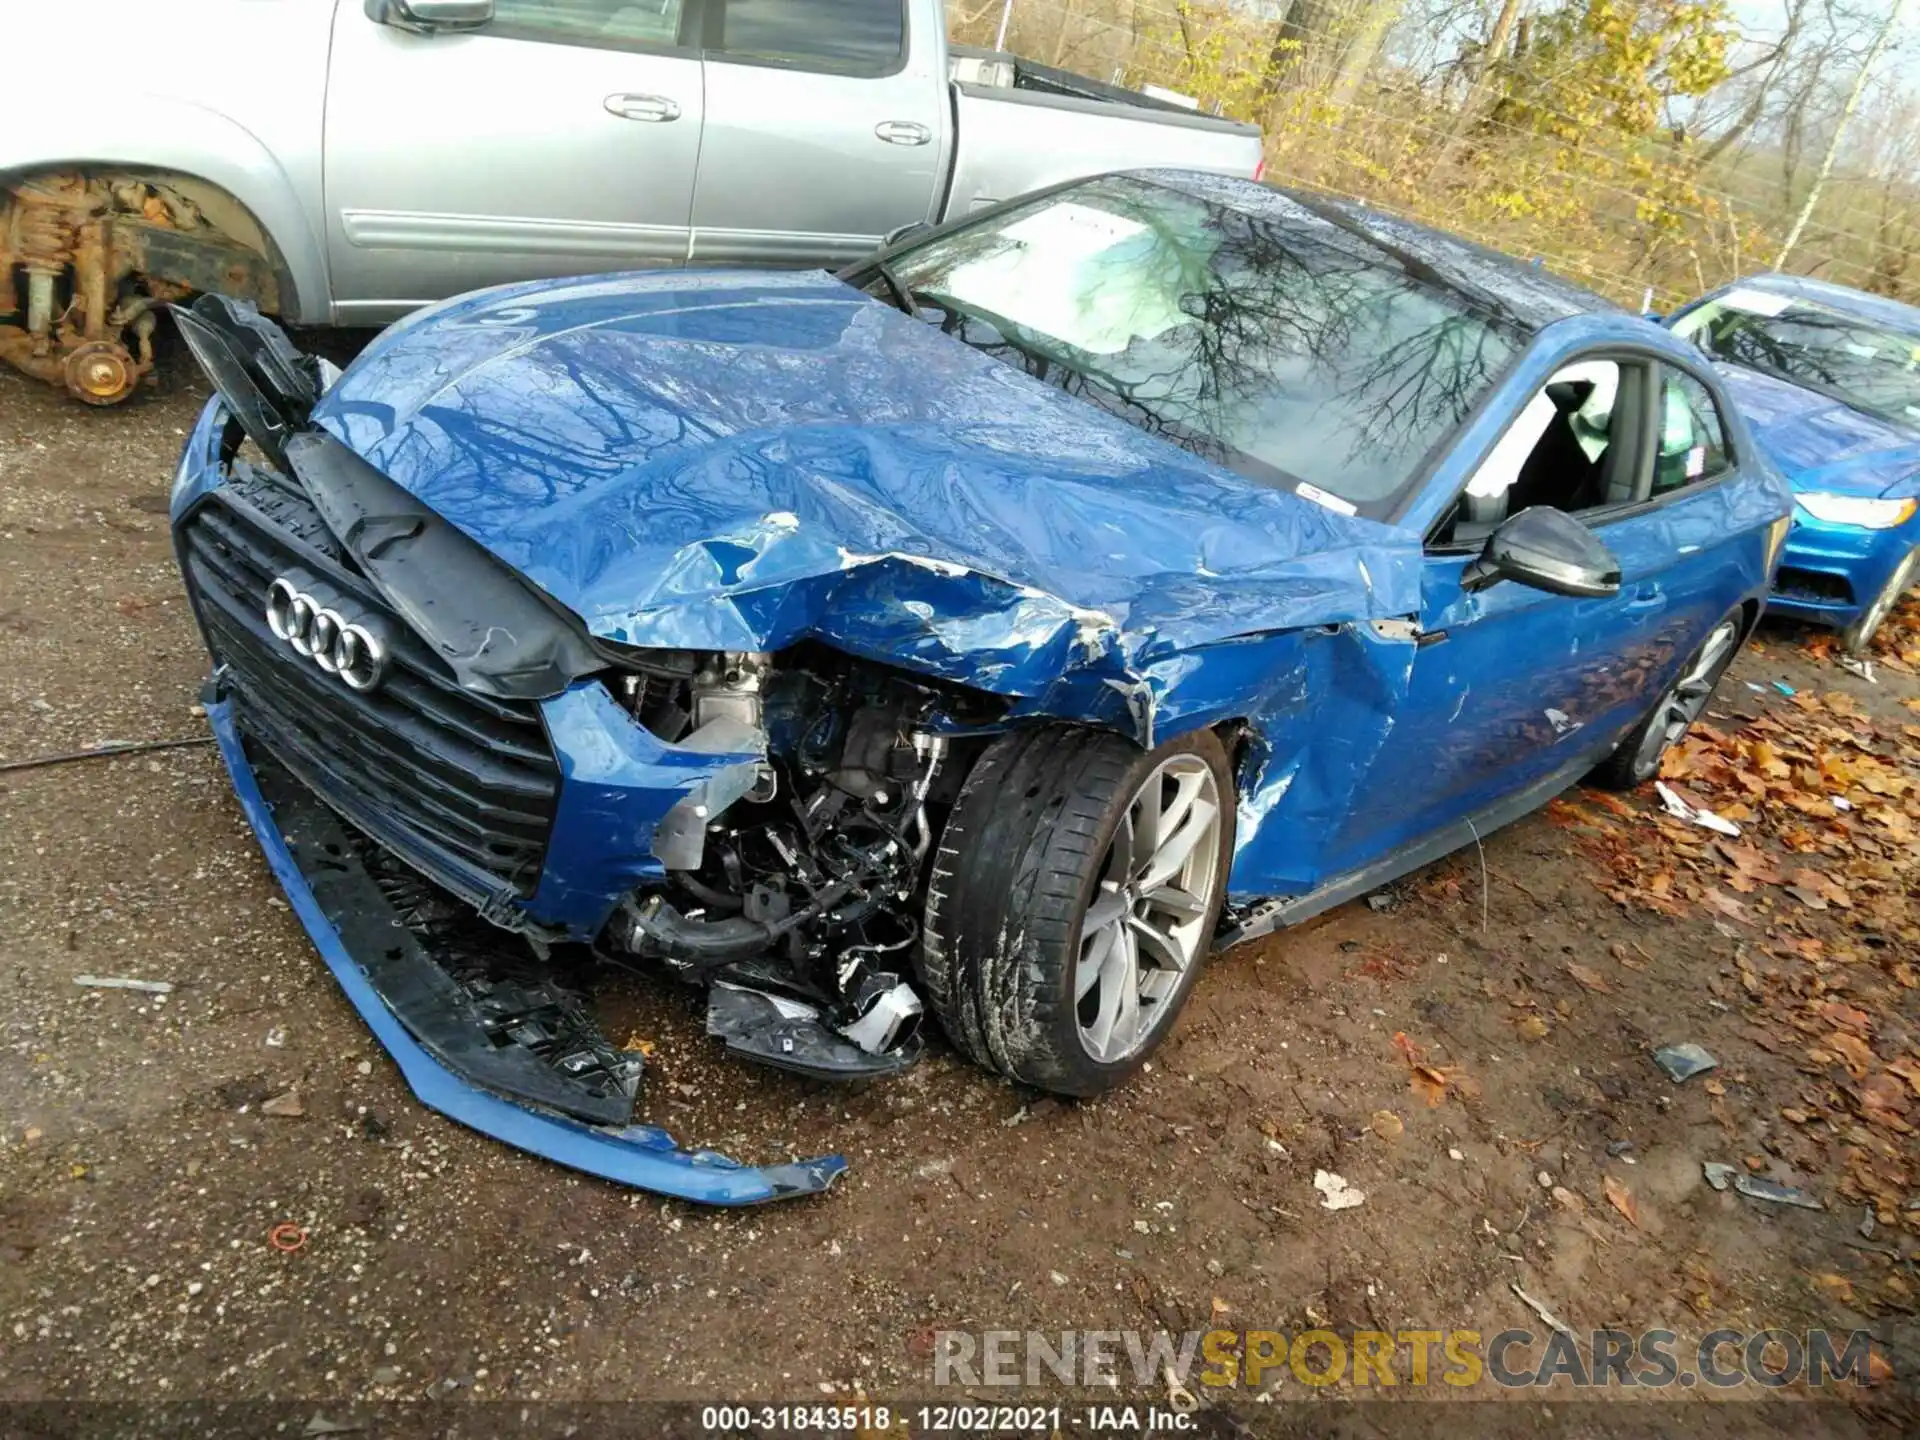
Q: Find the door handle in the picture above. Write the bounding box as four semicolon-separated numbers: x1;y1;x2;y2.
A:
874;120;931;146
605;93;681;122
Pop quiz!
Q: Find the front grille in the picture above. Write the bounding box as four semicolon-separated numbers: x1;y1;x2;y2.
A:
179;461;559;900
1775;566;1854;605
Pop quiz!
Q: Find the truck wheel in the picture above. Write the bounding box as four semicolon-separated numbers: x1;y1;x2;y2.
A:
1589;608;1744;791
920;725;1234;1096
1840;545;1920;656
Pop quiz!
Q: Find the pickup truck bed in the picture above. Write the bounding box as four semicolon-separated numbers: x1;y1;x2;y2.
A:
944;46;1261;219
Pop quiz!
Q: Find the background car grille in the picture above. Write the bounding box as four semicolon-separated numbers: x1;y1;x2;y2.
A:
178;462;559;900
1774;567;1855;606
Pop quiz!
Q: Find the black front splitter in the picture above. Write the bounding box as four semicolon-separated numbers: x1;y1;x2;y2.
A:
207;694;846;1205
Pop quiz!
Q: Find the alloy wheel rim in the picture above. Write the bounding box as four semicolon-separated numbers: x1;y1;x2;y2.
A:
1634;619;1740;775
1074;755;1223;1064
1853;550;1919;652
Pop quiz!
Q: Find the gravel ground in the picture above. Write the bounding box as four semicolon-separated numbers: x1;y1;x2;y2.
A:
0;342;1914;1438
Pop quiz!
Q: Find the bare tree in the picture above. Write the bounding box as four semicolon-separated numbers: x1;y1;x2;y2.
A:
1777;0;1909;268
1699;0;1810;164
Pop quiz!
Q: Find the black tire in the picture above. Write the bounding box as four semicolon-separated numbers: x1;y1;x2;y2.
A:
1839;544;1920;656
919;725;1235;1096
1588;606;1746;791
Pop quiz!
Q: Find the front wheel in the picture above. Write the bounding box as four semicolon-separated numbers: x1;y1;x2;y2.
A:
1840;544;1920;656
919;726;1234;1096
1589;609;1745;791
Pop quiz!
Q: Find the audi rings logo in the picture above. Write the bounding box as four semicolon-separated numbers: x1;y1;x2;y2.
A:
265;577;391;693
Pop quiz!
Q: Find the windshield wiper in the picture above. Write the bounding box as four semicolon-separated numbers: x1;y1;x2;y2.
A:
872;262;920;319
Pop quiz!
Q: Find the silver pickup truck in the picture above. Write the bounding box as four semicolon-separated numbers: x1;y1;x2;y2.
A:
0;0;1262;404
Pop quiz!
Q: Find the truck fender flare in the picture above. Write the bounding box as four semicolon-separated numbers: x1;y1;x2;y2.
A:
0;98;329;323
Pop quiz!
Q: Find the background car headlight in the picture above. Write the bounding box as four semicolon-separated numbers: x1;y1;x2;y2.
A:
1796;493;1919;529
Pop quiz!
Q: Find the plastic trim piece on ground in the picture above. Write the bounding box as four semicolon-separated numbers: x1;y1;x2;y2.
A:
203;693;848;1206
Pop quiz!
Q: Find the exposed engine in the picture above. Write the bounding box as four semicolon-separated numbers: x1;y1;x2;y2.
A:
606;647;991;1076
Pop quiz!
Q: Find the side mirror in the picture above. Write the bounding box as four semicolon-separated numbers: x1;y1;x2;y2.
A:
365;0;494;33
1464;506;1621;598
882;221;932;249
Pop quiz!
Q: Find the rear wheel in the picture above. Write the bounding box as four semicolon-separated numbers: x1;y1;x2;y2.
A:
1840;544;1920;656
920;726;1234;1095
1589;609;1744;791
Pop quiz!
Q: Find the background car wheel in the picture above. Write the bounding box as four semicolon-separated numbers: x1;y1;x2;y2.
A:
1589;608;1745;791
1840;544;1920;656
920;725;1235;1096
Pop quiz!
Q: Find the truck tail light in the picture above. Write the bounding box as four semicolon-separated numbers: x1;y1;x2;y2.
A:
1253;158;1267;183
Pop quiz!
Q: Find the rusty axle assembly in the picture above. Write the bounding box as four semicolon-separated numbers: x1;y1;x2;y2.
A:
1;172;280;405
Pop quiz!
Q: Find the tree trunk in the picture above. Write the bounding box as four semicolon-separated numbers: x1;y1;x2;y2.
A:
1259;0;1342;107
1328;0;1403;109
1428;0;1524;172
1466;0;1524;99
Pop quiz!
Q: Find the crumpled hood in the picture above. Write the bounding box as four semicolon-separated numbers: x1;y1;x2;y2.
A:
1714;362;1920;499
313;269;1419;696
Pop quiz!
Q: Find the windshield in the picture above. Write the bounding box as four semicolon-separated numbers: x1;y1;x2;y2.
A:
1674;288;1920;430
880;176;1522;516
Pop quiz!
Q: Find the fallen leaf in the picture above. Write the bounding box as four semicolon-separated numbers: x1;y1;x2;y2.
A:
1887;1056;1920;1099
1566;962;1610;993
1701;889;1749;922
1410;1066;1450;1107
1515;1014;1551;1040
261;1090;305;1118
1819;1031;1876;1079
1370;1109;1404;1142
1813;1000;1871;1034
1812;1272;1854;1304
1603;1175;1639;1228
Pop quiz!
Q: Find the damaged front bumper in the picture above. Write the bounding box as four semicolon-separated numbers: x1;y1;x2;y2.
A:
204;692;845;1206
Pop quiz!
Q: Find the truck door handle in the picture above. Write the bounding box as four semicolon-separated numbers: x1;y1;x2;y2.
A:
874;120;931;146
605;93;681;122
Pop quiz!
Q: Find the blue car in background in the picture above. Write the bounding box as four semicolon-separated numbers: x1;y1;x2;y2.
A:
168;171;1791;1204
1667;275;1920;652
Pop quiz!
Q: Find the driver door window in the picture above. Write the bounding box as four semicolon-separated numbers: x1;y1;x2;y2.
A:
1438;358;1649;546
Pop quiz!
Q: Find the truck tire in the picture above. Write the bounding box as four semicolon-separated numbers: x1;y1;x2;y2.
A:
920;724;1234;1096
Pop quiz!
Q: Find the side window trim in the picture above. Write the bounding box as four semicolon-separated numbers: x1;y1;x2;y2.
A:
704;0;911;78
480;0;707;55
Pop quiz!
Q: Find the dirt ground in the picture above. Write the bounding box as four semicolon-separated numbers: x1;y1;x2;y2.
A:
2;340;1917;1438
